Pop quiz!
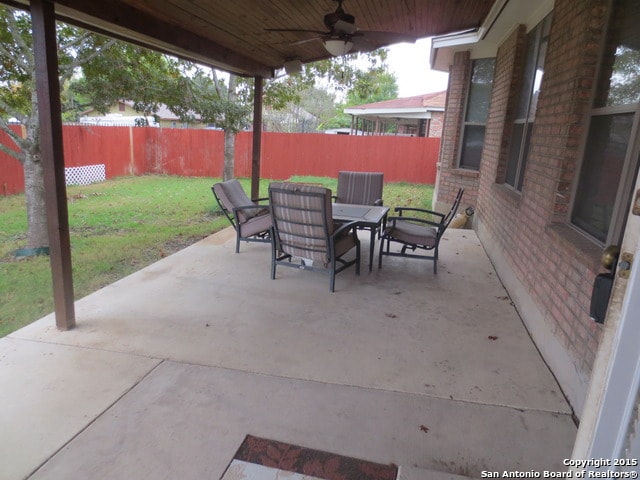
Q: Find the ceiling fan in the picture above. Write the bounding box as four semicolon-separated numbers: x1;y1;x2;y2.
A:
266;0;416;57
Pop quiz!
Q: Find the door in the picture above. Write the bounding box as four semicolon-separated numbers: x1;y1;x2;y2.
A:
572;178;640;467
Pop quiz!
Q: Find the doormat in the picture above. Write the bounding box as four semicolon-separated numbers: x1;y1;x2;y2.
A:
220;434;398;480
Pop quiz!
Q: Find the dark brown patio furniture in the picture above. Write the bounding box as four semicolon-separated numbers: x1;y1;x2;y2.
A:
335;170;387;254
212;179;271;253
335;171;384;207
269;182;360;292
333;203;389;273
378;188;464;274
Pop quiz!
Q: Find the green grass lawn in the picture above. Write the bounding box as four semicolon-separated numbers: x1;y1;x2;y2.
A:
0;175;433;337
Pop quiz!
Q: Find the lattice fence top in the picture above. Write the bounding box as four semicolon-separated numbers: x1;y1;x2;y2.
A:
65;164;106;186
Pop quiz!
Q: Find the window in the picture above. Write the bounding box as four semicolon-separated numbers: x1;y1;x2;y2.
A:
571;0;640;244
459;58;495;170
504;14;552;191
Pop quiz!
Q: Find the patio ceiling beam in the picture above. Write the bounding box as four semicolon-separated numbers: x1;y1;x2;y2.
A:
31;0;76;330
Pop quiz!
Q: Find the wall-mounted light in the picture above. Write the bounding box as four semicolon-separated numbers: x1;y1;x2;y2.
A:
324;39;354;56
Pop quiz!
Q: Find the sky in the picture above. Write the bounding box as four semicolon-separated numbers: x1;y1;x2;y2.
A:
385;38;449;97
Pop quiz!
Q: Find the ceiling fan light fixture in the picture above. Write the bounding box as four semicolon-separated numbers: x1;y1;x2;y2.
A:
324;38;354;56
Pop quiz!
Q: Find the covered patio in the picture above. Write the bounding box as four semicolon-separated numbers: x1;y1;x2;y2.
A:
1;228;576;479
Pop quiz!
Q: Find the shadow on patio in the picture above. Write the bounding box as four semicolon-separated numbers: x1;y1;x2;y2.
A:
1;227;577;479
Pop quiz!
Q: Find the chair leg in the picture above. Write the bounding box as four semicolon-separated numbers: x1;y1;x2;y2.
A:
355;241;361;276
378;236;385;269
330;258;336;292
368;228;375;273
433;246;438;274
270;243;277;280
235;232;241;254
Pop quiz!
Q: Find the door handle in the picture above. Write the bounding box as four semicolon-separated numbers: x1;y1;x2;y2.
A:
589;245;620;324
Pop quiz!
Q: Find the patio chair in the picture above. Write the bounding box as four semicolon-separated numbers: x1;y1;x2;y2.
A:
211;179;271;253
378;188;464;274
335;171;384;207
335;170;385;238
269;182;361;292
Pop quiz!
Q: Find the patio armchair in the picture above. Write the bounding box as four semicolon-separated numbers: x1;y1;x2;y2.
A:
378;188;464;274
335;171;384;207
269;182;360;292
335;170;385;238
211;179;271;253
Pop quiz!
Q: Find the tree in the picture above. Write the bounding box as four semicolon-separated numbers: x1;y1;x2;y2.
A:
607;46;640;106
1;2;395;251
262;85;336;133
0;6;125;250
319;58;399;130
347;70;398;105
70;42;188;120
71;43;393;149
131;52;394;177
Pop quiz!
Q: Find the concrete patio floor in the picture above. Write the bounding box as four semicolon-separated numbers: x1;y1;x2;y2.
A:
1;227;577;479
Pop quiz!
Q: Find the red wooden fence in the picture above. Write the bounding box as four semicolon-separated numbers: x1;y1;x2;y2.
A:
0;125;439;195
0;126;25;196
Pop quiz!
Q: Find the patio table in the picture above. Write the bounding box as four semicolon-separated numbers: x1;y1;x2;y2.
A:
333;203;389;273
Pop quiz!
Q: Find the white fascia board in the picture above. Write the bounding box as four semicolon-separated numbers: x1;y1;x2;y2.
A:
345;112;433;121
430;0;509;70
344;107;428;115
431;29;482;51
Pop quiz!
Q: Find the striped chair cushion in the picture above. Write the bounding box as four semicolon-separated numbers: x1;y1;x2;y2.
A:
215;179;266;223
269;182;334;265
385;220;438;248
336;171;384;206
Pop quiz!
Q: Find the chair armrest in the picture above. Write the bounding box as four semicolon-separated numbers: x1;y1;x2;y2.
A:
233;204;268;211
374;199;383;206
232;204;270;220
332;220;359;238
387;215;441;229
394;206;444;220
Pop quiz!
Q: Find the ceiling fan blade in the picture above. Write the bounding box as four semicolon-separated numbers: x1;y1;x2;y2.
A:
290;36;322;47
350;36;379;54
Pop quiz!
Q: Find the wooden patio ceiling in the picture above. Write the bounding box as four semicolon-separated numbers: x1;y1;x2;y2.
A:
7;0;494;77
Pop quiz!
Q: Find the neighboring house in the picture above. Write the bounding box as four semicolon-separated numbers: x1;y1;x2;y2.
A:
262;104;319;133
78;113;159;127
80;100;208;129
343;91;446;137
431;0;640;456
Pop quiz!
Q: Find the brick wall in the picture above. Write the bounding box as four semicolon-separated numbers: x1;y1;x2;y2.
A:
427;111;444;138
438;0;611;402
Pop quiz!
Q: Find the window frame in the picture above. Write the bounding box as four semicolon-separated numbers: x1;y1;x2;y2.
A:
504;14;552;192
569;0;640;246
457;57;495;171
